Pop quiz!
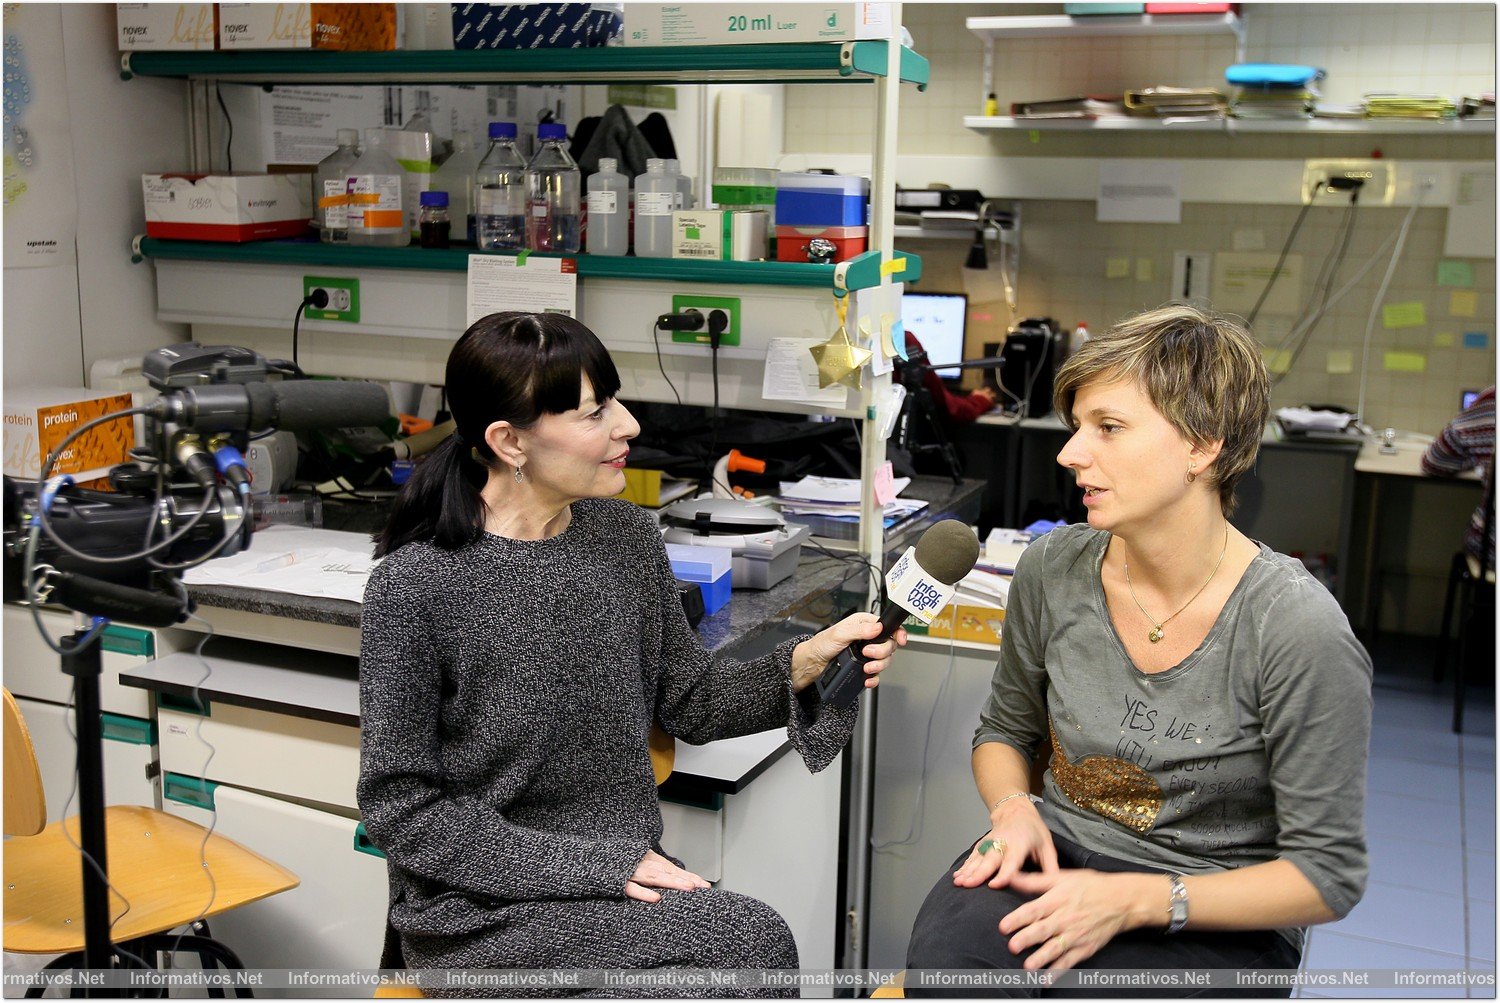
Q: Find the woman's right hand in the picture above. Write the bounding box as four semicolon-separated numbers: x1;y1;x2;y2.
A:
952;797;1059;890
624;849;711;903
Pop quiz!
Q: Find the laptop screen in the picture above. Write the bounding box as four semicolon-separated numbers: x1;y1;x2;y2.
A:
902;293;968;377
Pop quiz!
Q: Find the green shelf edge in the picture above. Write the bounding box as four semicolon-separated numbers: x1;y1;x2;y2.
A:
139;238;922;294
123;42;928;87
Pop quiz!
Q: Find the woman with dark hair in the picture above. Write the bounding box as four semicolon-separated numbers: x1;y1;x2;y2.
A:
905;305;1371;995
359;311;904;996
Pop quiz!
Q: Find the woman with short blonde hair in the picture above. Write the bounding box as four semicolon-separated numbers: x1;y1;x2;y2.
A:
906;304;1371;995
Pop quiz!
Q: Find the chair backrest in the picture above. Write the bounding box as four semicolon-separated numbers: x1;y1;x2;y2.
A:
649;722;676;787
3;689;47;836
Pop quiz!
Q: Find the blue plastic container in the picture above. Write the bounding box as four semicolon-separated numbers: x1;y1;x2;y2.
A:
666;543;732;615
774;189;868;227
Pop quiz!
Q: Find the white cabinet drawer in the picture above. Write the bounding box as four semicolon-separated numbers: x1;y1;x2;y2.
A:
4;605;185;717
660;798;724;883
16;696;157;823
158;701;359;810
165;784;387;984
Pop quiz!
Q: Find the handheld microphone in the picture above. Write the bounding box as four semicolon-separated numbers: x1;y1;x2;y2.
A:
815;519;981;707
151;380;390;434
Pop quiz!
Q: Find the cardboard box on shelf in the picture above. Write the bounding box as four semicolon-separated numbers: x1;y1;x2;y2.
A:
5;389;136;488
116;3;217;51
924;601;1005;646
216;3;396;51
623;3;891;46
142;173;313;242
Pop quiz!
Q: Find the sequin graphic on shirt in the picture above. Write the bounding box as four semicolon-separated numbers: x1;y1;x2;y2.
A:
1048;717;1164;833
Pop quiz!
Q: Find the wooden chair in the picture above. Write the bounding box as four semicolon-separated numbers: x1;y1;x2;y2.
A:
371;724;679;999
3;689;299;991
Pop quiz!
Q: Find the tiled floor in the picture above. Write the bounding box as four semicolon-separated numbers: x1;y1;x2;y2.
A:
1298;634;1496;999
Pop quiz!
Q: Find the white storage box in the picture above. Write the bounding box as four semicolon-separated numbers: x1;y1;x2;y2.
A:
142;173;313;242
623;3;891;46
116;3;217;50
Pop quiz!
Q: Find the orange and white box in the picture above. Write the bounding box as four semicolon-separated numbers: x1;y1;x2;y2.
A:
142;173;313;242
4;389;136;487
217;3;397;50
116;3;218;50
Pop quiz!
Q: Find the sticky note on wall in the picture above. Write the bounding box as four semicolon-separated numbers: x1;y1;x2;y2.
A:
1326;350;1354;374
1383;302;1426;328
1450;290;1479;317
1434;331;1456;348
1264;349;1293;374
1438;260;1475;287
1464;331;1491;349
1383;351;1427;372
1106;257;1130;278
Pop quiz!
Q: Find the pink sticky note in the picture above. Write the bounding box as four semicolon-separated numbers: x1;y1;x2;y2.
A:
873;461;897;506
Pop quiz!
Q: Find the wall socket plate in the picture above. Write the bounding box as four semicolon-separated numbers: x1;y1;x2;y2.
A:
303;275;360;322
1302;159;1395;205
1170;251;1212;304
670;294;741;346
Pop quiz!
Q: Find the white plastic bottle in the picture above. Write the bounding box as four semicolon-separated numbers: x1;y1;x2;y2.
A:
474;122;526;250
666;157;693;210
431;129;480;242
633;159;676;258
585;157;629;256
1071;321;1090;356
525;122;581;253
346;128;408;247
314;128;359;244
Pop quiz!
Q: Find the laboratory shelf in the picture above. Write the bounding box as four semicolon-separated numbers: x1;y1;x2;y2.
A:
121;41;928;89
964;115;1496;134
966;12;1241;40
136;238;922;292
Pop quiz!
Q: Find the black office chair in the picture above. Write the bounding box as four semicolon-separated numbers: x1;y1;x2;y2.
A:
1440;478;1494;733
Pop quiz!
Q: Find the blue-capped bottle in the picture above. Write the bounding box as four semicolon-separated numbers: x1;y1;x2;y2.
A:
474;122;526;251
525;122;581;253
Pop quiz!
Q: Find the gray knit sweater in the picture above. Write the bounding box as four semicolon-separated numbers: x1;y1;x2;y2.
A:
357;497;857;941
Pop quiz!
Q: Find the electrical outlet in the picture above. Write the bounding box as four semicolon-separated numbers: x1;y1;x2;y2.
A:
1170;251;1212;304
1302;159;1395;205
302;275;360;323
669;294;741;346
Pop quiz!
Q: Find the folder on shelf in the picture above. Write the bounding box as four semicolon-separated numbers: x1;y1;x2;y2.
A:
1010;95;1127;119
615;468;697;508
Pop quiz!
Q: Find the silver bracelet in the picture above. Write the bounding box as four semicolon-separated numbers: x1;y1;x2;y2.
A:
1165;872;1189;934
990;792;1041;813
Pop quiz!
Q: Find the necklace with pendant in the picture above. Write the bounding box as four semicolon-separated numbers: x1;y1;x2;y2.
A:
1123;522;1231;644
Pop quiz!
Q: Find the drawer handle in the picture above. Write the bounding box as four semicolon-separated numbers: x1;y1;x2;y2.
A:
353;823;387;859
163;772;217;810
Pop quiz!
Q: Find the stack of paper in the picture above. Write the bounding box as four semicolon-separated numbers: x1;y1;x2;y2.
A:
1010;95;1128;120
1461;94;1496;120
953;568;1010;610
981;527;1032;573
1124;87;1229;122
183;525;378;603
776;475;928;533
1365;93;1458;120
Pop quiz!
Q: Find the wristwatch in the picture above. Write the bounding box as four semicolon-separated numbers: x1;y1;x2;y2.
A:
1164;872;1189;934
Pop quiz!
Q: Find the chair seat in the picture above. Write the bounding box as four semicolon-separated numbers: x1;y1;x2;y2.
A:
372;984;426;999
4;805;298;954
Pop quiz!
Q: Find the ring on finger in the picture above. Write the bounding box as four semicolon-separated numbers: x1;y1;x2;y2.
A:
1052;935;1068;954
976;838;1007;856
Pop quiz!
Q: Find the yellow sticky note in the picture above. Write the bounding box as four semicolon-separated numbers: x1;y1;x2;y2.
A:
880;258;907;277
1326;350;1354;375
1434;331;1456;348
879;312;897;359
1383;351;1427;373
1136;258;1154;281
1264;349;1293;374
1450;290;1479;318
1106;257;1130;279
1383;302;1426;329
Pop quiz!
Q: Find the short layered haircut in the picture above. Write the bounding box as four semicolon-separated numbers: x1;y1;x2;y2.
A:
1053;304;1270;516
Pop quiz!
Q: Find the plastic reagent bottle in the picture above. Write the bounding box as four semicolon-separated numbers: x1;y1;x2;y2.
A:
525;122;581;253
431;129;479;242
314;128;360;243
666;158;693;210
585;157;629;256
633;159;676;258
474;122;526;250
346;129;408;247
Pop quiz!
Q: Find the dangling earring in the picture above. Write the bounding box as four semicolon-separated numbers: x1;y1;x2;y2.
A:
514;465;525;484
1186;462;1197;484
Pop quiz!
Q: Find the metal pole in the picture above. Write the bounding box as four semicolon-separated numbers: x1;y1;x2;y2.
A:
61;630;114;981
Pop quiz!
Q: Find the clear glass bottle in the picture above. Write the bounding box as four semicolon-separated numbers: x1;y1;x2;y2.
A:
419;191;451;248
346;128;408;247
314;128;359;243
431;129;479;242
525;122;581;253
633;158;675;258
474;122;526;250
585;157;629;256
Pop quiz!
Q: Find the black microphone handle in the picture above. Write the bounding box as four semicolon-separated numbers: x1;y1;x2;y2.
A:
814;598;914;709
50;571;192;628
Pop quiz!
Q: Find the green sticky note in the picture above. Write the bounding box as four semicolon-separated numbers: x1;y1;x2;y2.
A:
515;249;530;265
1383;302;1426;329
1450;290;1479;317
1434;331;1456;348
1106;257;1130;279
1326;349;1354;375
1438;260;1475;287
1383;351;1427;373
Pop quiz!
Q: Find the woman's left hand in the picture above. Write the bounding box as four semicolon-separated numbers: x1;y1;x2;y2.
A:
789;612;908;693
999;869;1157;972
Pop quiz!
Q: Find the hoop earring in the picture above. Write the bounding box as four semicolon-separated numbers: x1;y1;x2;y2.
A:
1186;463;1197;484
514;466;525;485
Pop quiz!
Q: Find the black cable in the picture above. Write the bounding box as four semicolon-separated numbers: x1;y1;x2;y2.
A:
215;84;232;171
292;289;329;372
650;320;683;406
1247;184;1318;326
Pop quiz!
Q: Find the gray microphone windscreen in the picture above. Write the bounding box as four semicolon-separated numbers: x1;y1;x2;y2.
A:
912;519;982;585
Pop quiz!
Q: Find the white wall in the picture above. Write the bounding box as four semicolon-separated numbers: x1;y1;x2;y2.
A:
3;3;190;390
